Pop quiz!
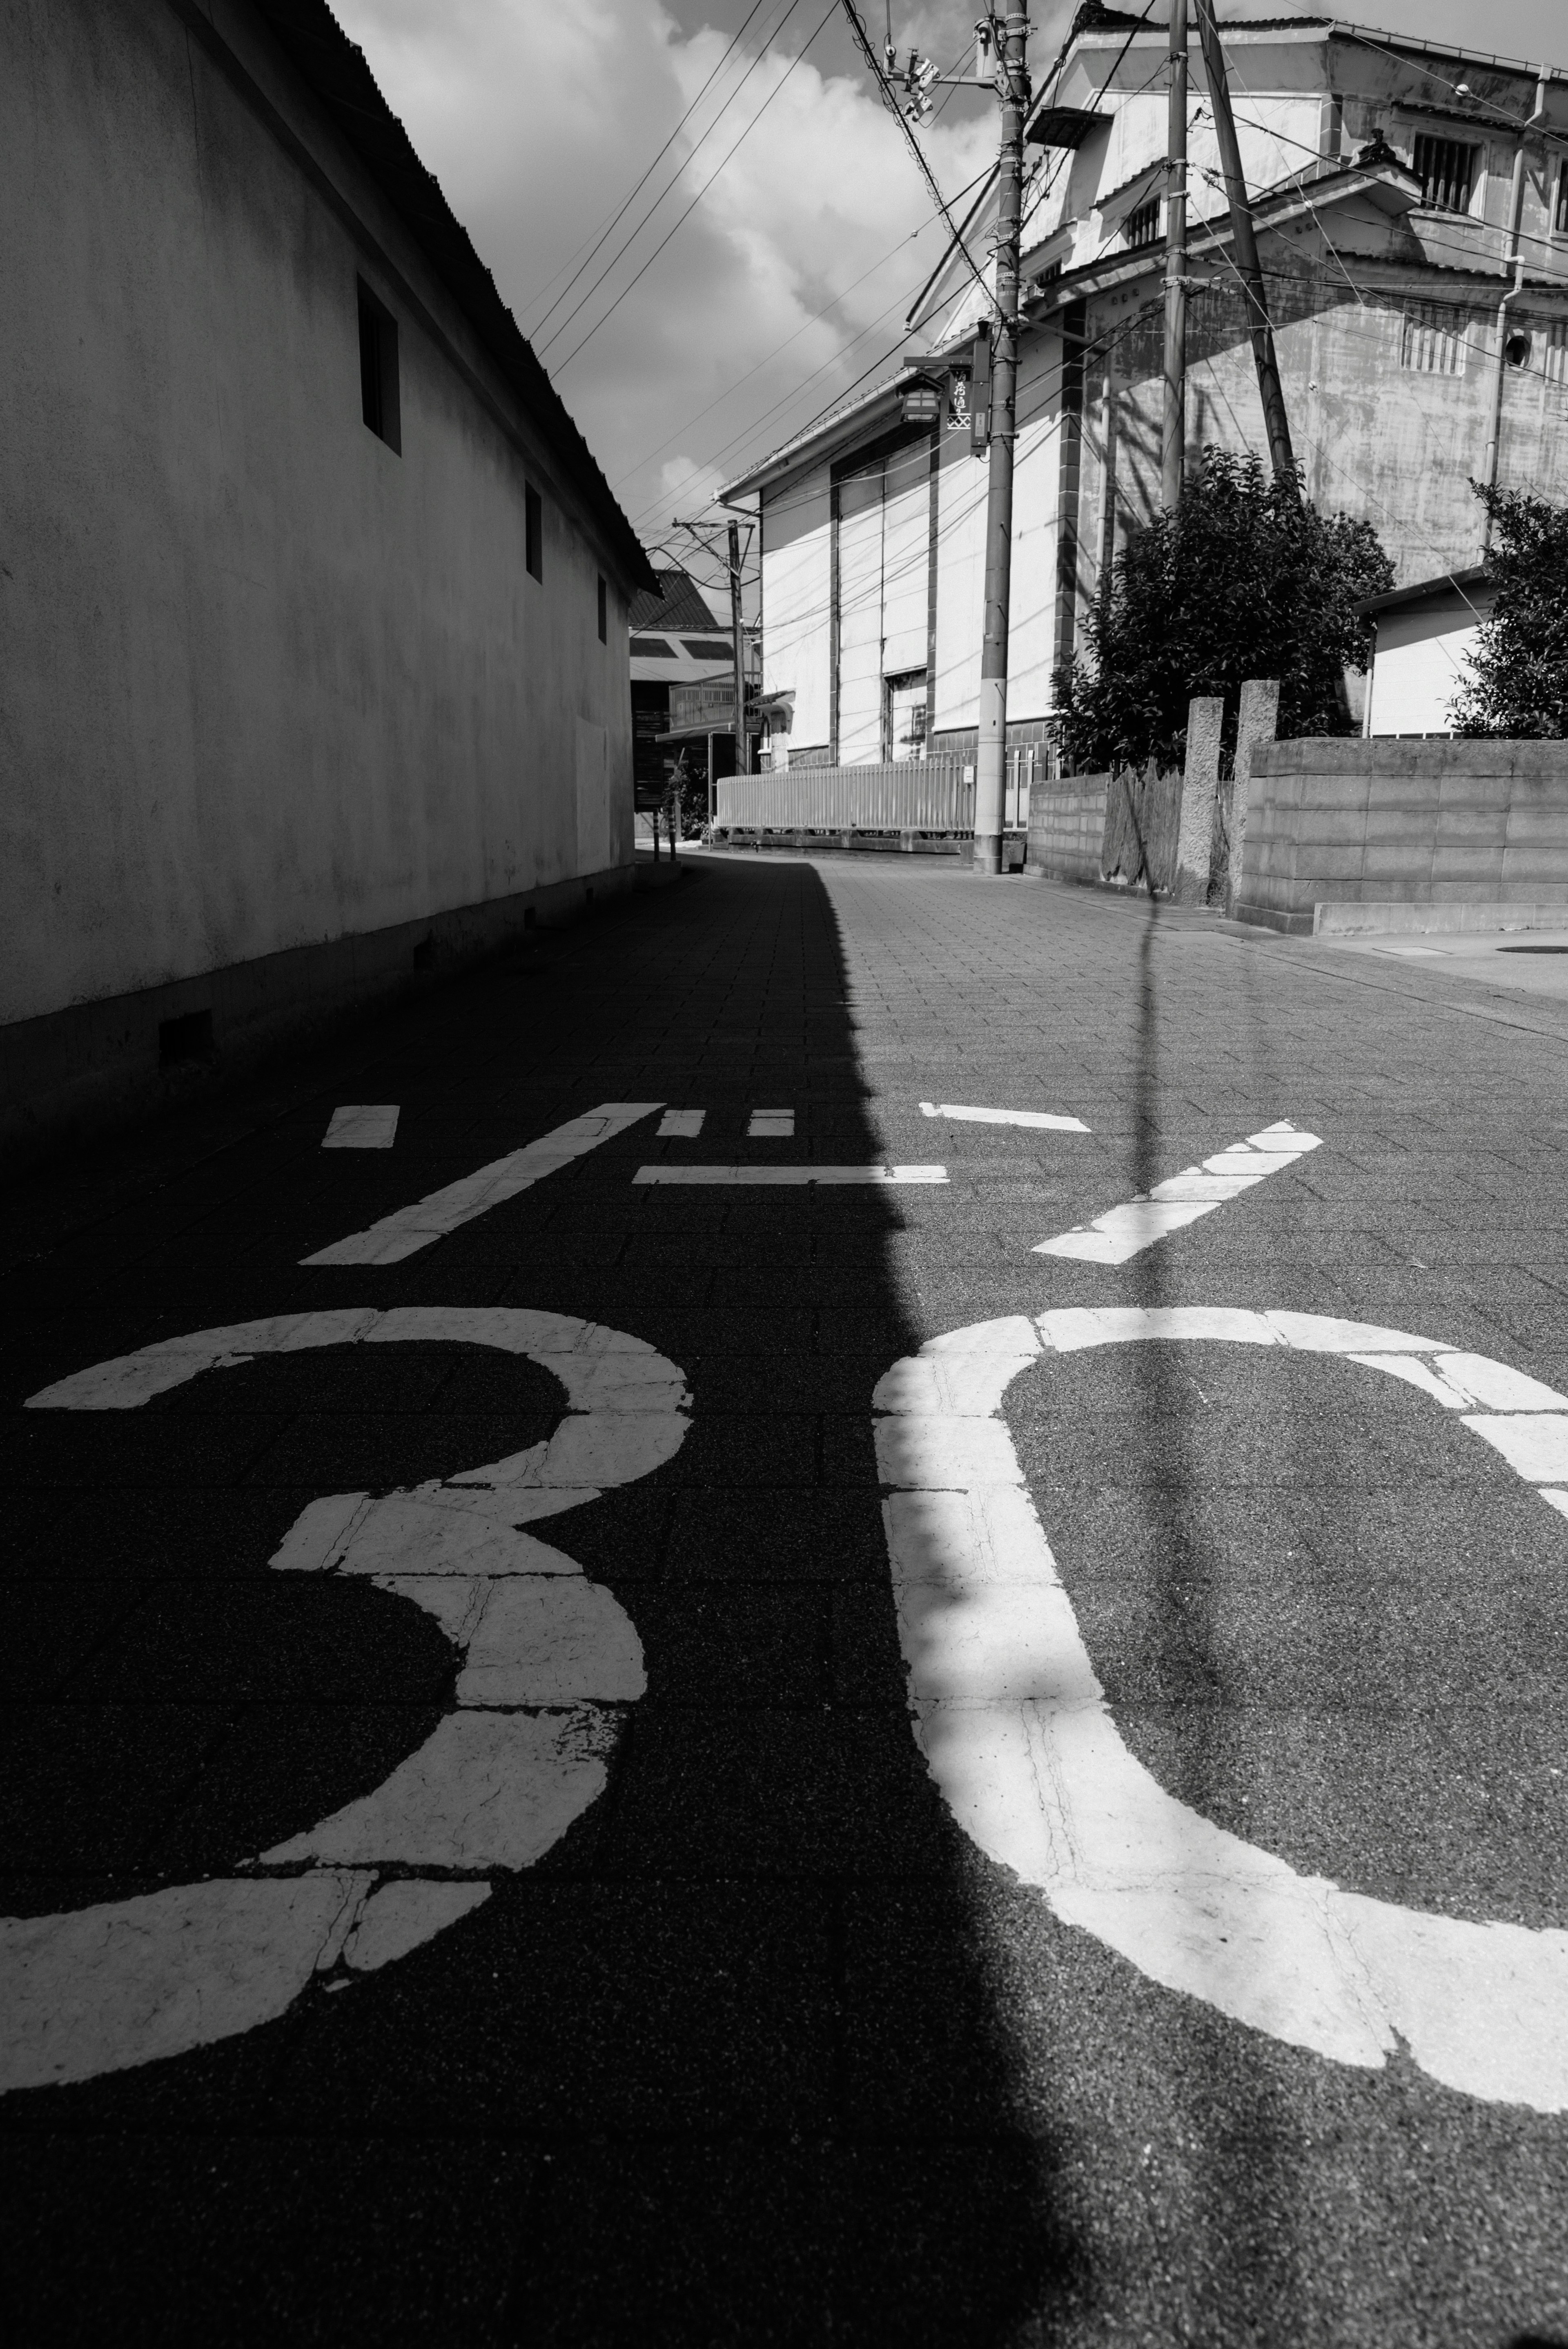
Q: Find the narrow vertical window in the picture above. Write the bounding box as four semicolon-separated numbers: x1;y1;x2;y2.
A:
1412;133;1478;215
1557;164;1568;235
597;575;607;643
356;279;400;453
526;485;543;582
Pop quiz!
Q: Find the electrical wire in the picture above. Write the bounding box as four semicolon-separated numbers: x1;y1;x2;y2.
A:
523;0;781;336
612;164;993;506
541;0;813;363
838;0;998;318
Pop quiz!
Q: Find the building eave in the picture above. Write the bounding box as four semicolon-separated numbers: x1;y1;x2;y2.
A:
1356;564;1490;617
230;0;657;595
1027;153;1423;315
720;371;920;501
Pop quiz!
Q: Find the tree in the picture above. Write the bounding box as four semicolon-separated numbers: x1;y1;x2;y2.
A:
1450;484;1568;738
1051;448;1393;773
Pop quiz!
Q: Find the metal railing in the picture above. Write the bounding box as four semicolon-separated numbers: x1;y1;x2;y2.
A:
715;751;1038;834
717;761;972;832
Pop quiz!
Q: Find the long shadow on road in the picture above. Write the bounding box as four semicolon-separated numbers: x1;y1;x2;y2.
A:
0;856;1087;2344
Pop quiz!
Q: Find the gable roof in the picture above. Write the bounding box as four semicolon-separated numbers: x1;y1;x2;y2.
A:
244;0;656;595
630;567;724;633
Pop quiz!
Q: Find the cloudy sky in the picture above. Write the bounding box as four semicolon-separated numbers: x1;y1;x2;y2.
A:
334;0;1568;602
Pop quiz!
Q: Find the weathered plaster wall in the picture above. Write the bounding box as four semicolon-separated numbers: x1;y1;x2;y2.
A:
0;0;634;1033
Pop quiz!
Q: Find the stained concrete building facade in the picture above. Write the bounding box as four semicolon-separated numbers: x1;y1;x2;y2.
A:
726;7;1568;770
1;0;655;1161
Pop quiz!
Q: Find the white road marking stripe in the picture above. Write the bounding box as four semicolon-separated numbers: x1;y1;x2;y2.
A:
920;1101;1091;1132
633;1164;948;1186
301;1103;663;1265
875;1307;1568;2112
748;1108;794;1137
657;1109;706;1138
1033;1120;1321;1260
322;1104;400;1149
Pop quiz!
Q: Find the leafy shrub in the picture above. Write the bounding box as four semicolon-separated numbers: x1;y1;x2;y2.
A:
1051;448;1393;773
1450;483;1568;737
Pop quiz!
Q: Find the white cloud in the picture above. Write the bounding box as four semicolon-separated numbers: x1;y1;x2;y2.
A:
332;0;999;557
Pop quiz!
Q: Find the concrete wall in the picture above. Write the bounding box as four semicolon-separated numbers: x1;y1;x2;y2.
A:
1236;738;1568;934
1;0;637;1151
1025;776;1111;887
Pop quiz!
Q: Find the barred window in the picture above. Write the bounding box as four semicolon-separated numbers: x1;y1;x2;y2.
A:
1545;321;1568;385
1401;302;1472;374
1412;133;1478;214
1557;165;1568;234
1123;196;1161;249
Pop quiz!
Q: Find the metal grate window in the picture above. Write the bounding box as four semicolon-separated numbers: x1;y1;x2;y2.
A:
1123;196;1161;248
1412;133;1478;214
1401;301;1472;374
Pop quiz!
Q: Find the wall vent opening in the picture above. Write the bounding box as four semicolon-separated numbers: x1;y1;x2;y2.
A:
357;279;401;453
159;1010;213;1068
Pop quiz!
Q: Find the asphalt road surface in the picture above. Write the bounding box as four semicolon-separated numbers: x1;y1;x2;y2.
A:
3;851;1568;2346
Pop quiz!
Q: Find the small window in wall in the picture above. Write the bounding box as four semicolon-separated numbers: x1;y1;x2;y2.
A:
1401;301;1471;375
597;574;608;643
1123;196;1161;249
886;670;929;762
1556;165;1568;234
357;279;401;452
1412;133;1477;214
526;485;543;582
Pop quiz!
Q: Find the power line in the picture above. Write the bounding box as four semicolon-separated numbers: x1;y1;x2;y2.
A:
541;0;812;362
837;0;997;319
549;0;837;377
521;0;780;336
615;167;994;519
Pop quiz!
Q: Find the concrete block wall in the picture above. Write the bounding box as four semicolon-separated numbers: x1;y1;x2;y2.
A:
1025;776;1111;885
1236;739;1568;935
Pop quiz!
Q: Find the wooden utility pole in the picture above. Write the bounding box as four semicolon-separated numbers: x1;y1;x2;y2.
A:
1193;0;1295;484
727;516;748;784
973;4;1029;876
1161;0;1188;509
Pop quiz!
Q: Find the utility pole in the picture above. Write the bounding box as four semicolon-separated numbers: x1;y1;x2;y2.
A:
727;516;748;789
1161;0;1188;510
1193;0;1294;484
973;4;1029;877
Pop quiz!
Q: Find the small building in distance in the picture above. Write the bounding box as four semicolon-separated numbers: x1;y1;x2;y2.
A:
2;0;655;1164
1359;568;1495;737
628;568;751;813
629;568;735;802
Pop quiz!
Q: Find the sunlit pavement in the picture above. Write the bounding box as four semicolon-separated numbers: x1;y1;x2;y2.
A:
3;854;1567;2345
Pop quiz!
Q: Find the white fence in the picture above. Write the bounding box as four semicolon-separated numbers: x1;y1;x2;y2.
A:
715;751;1037;834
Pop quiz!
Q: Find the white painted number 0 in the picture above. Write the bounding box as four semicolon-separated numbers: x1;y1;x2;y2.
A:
875;1307;1568;2114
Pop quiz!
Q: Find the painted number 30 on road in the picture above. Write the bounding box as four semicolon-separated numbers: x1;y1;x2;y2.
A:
5;1295;1568;2108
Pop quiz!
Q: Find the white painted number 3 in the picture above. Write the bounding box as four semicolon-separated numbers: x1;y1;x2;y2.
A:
875;1308;1568;2114
4;1308;689;2093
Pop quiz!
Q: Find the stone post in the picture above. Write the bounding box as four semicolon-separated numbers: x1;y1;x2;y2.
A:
1174;696;1224;902
1227;677;1280;915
